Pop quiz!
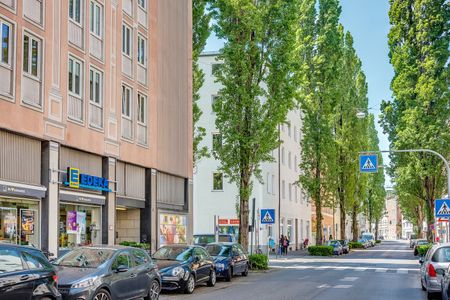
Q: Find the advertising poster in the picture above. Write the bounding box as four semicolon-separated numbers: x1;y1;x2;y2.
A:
159;213;187;245
66;211;78;234
20;209;35;235
4;212;16;239
76;212;86;234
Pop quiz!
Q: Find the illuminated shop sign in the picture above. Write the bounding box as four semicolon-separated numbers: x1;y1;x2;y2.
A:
64;167;112;192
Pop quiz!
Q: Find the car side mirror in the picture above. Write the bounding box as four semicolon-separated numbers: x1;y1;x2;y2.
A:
116;265;129;273
419;257;424;265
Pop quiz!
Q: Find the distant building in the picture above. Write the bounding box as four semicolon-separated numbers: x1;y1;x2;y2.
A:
379;190;400;240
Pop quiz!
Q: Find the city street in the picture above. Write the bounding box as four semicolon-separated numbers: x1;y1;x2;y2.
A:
161;240;429;300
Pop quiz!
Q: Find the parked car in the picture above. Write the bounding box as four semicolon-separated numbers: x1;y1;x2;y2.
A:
153;245;216;294
357;238;370;249
420;243;450;300
326;240;343;255
54;245;161;300
193;234;236;247
337;239;350;254
361;233;375;247
0;243;61;300
410;239;418;249
414;239;430;256
205;243;249;281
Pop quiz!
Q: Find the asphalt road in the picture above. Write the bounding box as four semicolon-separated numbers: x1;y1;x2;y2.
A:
160;240;431;300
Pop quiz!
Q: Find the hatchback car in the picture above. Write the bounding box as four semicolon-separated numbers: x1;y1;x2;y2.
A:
337;240;350;254
205;243;249;281
54;245;160;300
357;238;370;249
153;245;216;294
326;240;343;255
0;243;61;300
420;243;450;299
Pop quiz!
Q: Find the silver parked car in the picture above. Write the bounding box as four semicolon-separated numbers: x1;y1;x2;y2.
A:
420;243;450;300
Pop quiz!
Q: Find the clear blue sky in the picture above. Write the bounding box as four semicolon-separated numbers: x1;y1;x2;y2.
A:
204;0;393;186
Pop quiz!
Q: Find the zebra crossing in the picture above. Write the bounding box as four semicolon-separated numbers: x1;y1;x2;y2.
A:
270;264;419;274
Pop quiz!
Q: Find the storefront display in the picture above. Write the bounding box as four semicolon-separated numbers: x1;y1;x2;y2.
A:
218;218;239;241
0;198;40;247
159;213;187;245
59;203;101;250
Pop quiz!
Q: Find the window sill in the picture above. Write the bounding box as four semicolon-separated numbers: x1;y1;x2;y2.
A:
211;190;224;192
21;99;43;112
67;116;85;126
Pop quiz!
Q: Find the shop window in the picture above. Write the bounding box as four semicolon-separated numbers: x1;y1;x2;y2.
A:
213;172;223;191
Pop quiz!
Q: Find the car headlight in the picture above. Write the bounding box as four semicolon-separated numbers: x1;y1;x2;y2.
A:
216;263;225;270
171;266;185;278
71;277;98;289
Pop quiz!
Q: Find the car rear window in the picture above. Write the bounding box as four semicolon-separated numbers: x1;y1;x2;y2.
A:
432;247;450;262
0;249;24;273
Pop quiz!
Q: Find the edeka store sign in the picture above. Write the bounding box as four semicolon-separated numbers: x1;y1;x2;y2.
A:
64;167;112;192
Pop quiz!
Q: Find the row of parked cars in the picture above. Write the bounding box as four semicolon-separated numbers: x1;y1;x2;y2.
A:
418;243;450;300
0;240;249;300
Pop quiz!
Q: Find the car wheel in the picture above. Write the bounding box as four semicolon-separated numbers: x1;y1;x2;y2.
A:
421;278;426;291
224;267;232;282
242;264;249;277
93;289;111;300
426;290;435;300
207;269;217;287
184;274;195;294
145;280;160;300
40;297;52;300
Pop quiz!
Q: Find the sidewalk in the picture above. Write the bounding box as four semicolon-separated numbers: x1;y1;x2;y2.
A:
268;248;308;260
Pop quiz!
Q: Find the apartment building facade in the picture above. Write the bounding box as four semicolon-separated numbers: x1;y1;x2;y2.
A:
193;52;311;251
0;0;193;255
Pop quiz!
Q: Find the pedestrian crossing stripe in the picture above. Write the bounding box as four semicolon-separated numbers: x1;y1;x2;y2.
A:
438;202;450;215
262;211;274;223
362;158;376;170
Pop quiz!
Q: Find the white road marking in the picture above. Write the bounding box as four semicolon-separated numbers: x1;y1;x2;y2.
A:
333;285;353;289
397;269;409;274
375;268;388;273
317;284;331;288
355;267;367;272
340;277;359;282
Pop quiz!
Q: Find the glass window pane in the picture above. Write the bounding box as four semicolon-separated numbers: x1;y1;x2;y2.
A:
122;86;126;115
2;23;10;64
95;72;100;104
68;59;73;92
89;70;93;101
122;25;125;53
31;39;38;77
126;28;130;55
75;0;81;23
95;5;101;36
0;249;24;274
74;62;80;95
23;35;29;72
69;0;74;19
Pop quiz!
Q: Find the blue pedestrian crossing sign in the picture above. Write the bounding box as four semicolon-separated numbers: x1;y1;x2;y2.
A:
435;199;450;218
359;154;378;173
260;209;275;224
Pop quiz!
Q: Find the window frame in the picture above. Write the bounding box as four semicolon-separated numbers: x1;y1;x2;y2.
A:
137;34;146;66
89;1;103;38
69;0;83;26
212;172;224;191
68;55;83;98
22;31;41;80
121;84;132;119
137;93;147;125
122;23;132;57
89;67;102;107
0;19;12;66
212;132;222;155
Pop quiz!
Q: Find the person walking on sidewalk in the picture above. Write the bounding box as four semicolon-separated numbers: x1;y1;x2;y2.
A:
279;236;284;255
283;236;289;255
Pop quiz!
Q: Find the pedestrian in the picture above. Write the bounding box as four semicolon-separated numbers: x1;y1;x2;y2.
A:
279;236;284;255
303;238;309;249
283;236;289;255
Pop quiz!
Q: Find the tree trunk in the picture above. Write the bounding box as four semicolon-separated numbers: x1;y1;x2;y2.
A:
351;203;358;242
375;218;379;240
238;172;251;250
425;198;434;242
315;162;323;245
339;188;346;239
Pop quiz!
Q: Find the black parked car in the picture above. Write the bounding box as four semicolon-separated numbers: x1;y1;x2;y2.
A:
54;246;160;300
205;243;249;282
153;245;216;294
0;243;61;300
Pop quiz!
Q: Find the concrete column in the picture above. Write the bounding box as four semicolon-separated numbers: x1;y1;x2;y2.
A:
141;169;153;246
187;178;193;245
41;141;60;256
103;157;116;245
150;169;157;252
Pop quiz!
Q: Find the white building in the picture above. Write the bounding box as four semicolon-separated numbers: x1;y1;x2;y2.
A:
193;52;311;251
401;216;414;239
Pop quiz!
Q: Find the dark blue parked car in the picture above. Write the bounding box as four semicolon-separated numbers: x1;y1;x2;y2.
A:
205;243;249;282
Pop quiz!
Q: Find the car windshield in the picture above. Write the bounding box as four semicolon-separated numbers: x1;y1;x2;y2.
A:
153;247;193;261
338;240;347;245
432;247;450;262
205;245;231;256
194;235;215;244
54;248;114;268
327;241;339;246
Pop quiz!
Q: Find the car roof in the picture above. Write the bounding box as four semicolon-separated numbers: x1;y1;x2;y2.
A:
75;245;139;251
159;244;194;249
206;242;237;246
0;242;43;252
194;234;232;236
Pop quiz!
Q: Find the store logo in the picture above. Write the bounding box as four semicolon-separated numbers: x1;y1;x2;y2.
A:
65;167;112;192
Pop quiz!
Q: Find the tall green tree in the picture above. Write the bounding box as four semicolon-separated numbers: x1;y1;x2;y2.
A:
297;0;342;245
209;0;299;248
193;0;212;167
380;0;449;240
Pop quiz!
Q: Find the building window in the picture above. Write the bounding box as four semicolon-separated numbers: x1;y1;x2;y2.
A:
211;63;221;76
213;172;223;191
294;126;297;142
1;21;11;65
289;183;292;201
69;0;82;24
137;93;146;124
89;68;102;105
281;147;285;165
211;95;219;113
122;85;131;118
288;124;291;137
288;152;291;169
23;33;41;78
137;35;146;65
68;56;82;96
282;180;285;199
122;24;131;56
212;133;222;155
90;1;102;37
138;0;145;9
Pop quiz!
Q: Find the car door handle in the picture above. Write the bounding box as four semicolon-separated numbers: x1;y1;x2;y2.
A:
20;275;30;281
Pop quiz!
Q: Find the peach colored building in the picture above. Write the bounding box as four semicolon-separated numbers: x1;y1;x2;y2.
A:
0;0;192;256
